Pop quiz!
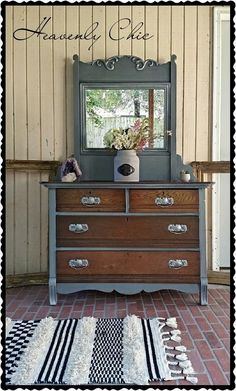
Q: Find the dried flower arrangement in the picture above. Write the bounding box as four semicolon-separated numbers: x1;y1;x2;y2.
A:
103;118;156;151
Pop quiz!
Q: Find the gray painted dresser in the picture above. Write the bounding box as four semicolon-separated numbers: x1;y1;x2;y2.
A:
42;54;210;305
43;181;210;305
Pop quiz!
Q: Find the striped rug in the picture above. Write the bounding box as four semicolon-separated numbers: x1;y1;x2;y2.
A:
5;315;197;386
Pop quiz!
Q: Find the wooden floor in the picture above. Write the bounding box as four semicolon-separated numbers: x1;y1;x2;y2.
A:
5;285;232;387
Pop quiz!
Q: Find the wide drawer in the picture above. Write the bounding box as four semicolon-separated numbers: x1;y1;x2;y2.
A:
57;216;199;248
56;189;125;212
57;251;200;283
129;189;199;212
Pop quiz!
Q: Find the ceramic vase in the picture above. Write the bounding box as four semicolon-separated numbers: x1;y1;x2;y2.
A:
180;171;191;182
114;150;139;182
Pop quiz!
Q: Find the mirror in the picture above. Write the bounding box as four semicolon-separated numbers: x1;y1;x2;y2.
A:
84;86;167;150
73;55;178;181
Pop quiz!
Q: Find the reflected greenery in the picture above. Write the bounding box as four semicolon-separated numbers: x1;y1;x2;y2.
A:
85;88;166;149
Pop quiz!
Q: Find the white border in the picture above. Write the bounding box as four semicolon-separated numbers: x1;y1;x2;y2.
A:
212;6;230;271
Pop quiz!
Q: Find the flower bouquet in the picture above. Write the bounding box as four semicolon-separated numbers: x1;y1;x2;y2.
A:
103;118;156;151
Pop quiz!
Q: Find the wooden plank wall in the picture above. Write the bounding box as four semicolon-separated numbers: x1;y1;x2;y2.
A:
5;4;212;275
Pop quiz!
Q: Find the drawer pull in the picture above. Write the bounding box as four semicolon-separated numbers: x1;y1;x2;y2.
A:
68;223;88;233
68;259;89;269
155;196;174;207
168;224;188;233
168;259;188;269
81;196;101;206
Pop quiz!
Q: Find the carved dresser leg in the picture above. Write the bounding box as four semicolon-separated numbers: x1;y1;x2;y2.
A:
49;278;57;305
200;278;208;305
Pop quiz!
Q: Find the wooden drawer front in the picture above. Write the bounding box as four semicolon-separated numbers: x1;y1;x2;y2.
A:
57;216;199;248
57;251;200;283
56;189;125;212
129;189;199;212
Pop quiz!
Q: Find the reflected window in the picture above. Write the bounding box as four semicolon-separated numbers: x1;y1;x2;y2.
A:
85;88;166;149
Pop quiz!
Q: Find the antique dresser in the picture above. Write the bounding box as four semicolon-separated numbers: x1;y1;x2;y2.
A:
43;55;210;305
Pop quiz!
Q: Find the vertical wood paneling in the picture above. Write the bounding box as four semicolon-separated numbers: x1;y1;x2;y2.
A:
14;172;28;274
171;6;184;156
145;6;158;60
105;6;119;58
158;6;171;62
27;173;41;273
53;6;66;160
6;4;213;162
5;4;213;276
196;6;211;161
92;5;106;60
183;6;198;163
79;6;93;61
131;6;145;58
118;5;132;55
26;6;41;160
40;5;54;160
6;172;15;275
13;6;27;159
6;6;14;159
66;6;79;156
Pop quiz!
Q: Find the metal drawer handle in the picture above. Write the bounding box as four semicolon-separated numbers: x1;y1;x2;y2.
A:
81;196;101;206
155;196;174;207
168;224;188;234
69;223;88;233
168;259;188;269
68;259;89;269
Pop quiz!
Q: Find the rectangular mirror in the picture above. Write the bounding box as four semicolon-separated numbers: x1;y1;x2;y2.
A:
83;85;168;150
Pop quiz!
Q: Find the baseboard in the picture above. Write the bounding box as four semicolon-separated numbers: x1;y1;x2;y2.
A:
6;273;48;288
208;270;230;286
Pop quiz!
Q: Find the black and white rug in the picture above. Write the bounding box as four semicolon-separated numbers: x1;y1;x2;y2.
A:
5;315;197;385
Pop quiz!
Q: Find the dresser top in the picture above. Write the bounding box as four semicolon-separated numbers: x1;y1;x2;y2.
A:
41;181;211;190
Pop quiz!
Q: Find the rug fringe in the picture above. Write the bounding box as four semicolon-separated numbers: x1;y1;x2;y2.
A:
63;317;97;385
123;315;150;385
165;344;187;352
150;317;198;385
156;317;178;328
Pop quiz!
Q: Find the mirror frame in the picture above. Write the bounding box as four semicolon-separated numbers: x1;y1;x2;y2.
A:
73;55;179;181
81;83;170;153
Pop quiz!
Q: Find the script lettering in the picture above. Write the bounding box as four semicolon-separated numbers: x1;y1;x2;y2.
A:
13;17;154;50
13;18;101;50
109;18;154;41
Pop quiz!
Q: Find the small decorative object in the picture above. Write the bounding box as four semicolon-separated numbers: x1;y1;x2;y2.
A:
103;118;155;182
61;156;82;182
180;170;191;183
61;172;77;182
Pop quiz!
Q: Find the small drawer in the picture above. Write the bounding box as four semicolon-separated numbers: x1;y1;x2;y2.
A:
56;189;125;212
129;189;199;213
57;251;200;283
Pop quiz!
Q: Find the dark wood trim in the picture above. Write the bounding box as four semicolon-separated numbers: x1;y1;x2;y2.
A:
6;271;229;288
191;161;230;181
6;160;61;180
208;271;230;286
6;160;61;172
6;273;48;288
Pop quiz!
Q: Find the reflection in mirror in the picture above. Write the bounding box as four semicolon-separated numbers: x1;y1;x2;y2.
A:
85;88;166;149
